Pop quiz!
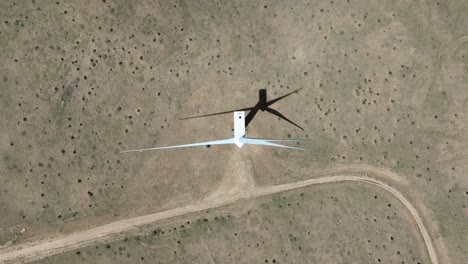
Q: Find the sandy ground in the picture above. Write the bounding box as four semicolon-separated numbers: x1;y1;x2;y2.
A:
0;168;438;264
1;1;467;263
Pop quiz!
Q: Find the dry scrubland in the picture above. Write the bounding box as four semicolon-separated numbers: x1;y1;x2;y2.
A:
32;183;429;264
0;0;467;263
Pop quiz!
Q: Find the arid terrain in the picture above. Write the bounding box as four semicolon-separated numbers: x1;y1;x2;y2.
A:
30;181;431;264
0;0;467;263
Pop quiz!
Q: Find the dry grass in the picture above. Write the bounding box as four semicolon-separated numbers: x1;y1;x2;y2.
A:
0;0;467;263
31;183;429;264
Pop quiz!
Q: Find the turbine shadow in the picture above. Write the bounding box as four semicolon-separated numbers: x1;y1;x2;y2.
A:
180;89;304;130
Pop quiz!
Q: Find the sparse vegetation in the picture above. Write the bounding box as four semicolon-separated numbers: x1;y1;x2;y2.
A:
0;0;467;263
31;183;429;263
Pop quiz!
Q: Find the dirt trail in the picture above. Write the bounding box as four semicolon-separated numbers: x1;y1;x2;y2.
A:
0;175;438;264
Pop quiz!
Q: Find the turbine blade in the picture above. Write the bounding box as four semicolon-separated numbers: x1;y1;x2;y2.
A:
121;138;236;153
179;107;254;120
240;137;305;150
245;137;311;142
266;88;302;106
265;108;304;130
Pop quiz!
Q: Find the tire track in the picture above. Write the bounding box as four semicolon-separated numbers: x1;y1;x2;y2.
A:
0;175;438;264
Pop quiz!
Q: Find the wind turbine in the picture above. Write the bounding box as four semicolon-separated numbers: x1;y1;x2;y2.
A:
121;112;309;153
180;89;304;130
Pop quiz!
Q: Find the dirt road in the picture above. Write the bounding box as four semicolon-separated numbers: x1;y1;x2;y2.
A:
0;175;438;264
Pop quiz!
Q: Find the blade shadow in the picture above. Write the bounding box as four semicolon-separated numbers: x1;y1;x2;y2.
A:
179;88;303;130
179;106;254;120
265;107;304;130
266;88;302;107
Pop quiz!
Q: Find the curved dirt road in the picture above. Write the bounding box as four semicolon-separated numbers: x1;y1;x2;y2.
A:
0;175;438;264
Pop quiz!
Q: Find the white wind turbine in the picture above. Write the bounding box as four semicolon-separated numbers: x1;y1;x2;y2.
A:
121;111;309;153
